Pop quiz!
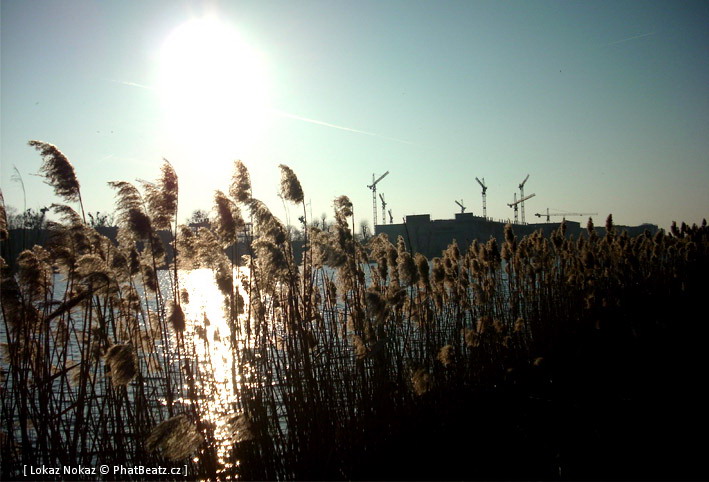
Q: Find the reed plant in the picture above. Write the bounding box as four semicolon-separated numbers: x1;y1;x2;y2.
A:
1;141;708;480
1;143;213;479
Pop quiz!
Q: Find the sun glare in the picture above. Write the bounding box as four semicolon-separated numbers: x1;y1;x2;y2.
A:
158;17;269;162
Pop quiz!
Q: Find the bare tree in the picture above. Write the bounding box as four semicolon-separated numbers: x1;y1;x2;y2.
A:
359;220;370;241
187;209;210;227
7;206;49;230
320;213;328;231
87;211;115;228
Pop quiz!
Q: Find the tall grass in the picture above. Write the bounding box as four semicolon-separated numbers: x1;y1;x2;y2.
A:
1;141;708;480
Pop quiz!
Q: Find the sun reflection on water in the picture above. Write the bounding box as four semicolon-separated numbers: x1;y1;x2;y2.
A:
174;267;252;477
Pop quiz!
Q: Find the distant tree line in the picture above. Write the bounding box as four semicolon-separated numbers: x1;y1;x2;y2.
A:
5;206;115;230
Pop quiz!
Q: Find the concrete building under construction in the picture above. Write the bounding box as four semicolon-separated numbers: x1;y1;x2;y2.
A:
375;212;658;258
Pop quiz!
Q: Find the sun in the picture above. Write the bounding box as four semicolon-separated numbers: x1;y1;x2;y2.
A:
158;17;270;162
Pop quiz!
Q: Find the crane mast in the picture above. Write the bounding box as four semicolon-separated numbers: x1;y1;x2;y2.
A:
379;193;387;225
475;177;488;218
508;192;536;224
519;174;530;224
367;171;389;228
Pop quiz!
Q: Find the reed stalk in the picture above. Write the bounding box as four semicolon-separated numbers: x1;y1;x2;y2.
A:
1;142;707;480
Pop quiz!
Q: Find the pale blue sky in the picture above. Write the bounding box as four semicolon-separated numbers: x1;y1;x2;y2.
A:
2;0;708;231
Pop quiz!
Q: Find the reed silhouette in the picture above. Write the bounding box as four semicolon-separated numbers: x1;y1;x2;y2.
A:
1;141;707;480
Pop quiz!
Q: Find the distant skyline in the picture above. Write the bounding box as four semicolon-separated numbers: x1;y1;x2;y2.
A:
2;0;708;231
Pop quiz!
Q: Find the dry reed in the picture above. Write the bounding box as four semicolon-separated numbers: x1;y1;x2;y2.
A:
1;141;707;480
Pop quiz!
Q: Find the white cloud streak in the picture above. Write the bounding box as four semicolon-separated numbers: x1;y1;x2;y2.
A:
110;79;156;91
113;78;413;145
270;108;413;145
604;31;657;46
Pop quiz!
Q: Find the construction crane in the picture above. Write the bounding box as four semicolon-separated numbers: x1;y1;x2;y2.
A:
508;192;536;224
455;199;466;213
388;209;393;224
367;171;389;227
475;177;488;218
379;193;387;225
518;174;530;224
535;208;598;222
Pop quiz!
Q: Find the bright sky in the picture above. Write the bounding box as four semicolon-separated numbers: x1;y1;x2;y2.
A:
2;0;708;231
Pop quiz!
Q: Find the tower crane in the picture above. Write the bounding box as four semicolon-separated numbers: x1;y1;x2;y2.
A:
367;171;389;227
455;199;466;213
388;209;393;224
379;193;387;225
508;192;536;224
535;209;598;222
475;177;488;218
518;174;530;224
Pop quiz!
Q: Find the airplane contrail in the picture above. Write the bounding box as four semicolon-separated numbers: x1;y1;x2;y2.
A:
269;108;413;145
605;31;657;46
113;78;412;145
110;79;156;91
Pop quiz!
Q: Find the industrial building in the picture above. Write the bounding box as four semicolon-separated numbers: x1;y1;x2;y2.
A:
368;171;658;257
375;212;658;258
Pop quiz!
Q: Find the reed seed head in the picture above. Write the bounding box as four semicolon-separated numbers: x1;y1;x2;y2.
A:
493;319;505;334
582;249;595;269
253;239;289;282
168;300;186;333
501;243;511;262
142;160;178;230
17;246;53;299
76;253;107;279
214;262;234;296
352;335;367;360
387;285;406;308
278;164;304;204
224;414;255;442
504;223;516;245
127;208;152;239
50;203;83;228
486;238;501;266
412;368;432;396
415;252;430;287
397;251;418;287
432;257;445;285
365;288;387;321
138;261;157;292
248;198;286;244
146;414;204;461
104;344;137;386
229;160;252;202
438;345;454;367
334;195;353;223
0;191;8;241
462;327;479;347
180;288;190;305
108;181;142;215
29;140;82;203
213;190;244;246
